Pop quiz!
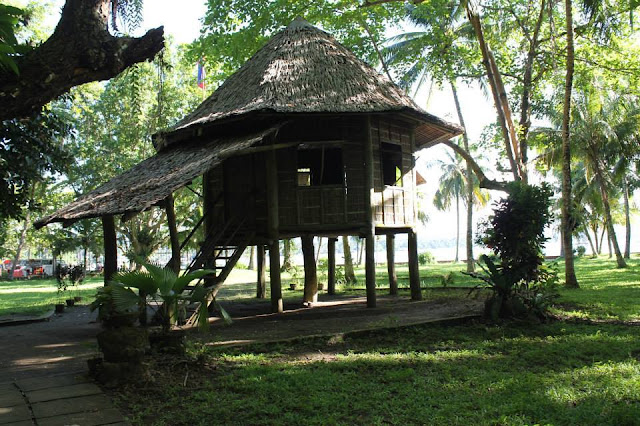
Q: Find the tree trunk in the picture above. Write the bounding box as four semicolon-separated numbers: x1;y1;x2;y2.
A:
301;235;318;304
598;227;606;255
454;195;460;262
608;230;613;259
592;224;600;254
83;247;88;273
584;228;597;257
0;0;164;121
623;178;631;259
451;82;475;272
9;210;32;281
281;239;293;271
357;237;365;265
592;155;626;267
559;228;565;258
518;0;547;171
560;0;579;287
248;246;255;270
342;236;357;283
465;3;519;181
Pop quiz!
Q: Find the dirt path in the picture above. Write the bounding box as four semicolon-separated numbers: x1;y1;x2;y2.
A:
0;307;100;382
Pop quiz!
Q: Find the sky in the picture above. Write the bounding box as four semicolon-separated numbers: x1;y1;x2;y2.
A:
40;1;638;258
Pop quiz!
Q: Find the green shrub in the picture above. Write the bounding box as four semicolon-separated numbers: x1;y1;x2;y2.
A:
575;245;586;258
469;182;556;320
418;251;435;265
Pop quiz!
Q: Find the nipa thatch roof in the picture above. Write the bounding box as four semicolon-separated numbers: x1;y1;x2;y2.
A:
34;127;279;228
155;17;462;150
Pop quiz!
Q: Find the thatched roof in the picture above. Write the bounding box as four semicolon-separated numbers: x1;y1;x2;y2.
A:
34;127;279;228
155;17;462;150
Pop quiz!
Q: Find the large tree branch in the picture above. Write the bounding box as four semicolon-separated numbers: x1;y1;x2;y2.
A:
425;139;509;192
0;0;164;120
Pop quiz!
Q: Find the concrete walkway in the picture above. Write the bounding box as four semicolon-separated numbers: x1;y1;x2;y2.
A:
0;307;128;425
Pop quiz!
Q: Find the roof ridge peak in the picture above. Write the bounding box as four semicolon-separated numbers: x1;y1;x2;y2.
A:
286;16;313;30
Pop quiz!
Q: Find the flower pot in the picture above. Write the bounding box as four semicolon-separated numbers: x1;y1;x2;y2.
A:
74;296;83;302
66;299;75;307
55;303;65;313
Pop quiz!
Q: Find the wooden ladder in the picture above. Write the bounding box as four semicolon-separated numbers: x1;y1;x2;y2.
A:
183;215;253;326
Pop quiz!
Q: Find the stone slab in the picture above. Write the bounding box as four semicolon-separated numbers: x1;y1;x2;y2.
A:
38;408;125;426
0;403;31;425
16;374;87;392
26;383;101;404
32;394;113;419
0;390;24;408
1;421;33;426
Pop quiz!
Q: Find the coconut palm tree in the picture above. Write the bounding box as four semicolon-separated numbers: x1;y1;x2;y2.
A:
432;150;489;263
570;90;634;267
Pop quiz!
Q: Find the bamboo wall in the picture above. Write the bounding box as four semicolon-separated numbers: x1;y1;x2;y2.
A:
204;115;417;241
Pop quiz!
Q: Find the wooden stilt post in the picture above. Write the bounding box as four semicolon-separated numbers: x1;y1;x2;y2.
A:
387;234;398;295
408;229;421;300
269;242;283;312
301;235;318;304
164;193;180;274
257;245;266;299
364;116;376;308
266;149;283;313
327;237;337;295
102;215;117;285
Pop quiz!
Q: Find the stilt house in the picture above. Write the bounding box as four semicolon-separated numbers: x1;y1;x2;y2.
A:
36;18;462;312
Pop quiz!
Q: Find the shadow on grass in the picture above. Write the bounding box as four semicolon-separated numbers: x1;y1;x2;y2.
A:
120;321;640;426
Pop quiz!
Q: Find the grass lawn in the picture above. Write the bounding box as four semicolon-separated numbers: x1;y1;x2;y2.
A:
110;256;640;425
0;276;104;317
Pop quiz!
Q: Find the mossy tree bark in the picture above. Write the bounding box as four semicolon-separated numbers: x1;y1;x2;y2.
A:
0;0;164;121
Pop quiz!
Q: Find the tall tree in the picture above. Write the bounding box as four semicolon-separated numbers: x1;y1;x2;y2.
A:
560;0;580;286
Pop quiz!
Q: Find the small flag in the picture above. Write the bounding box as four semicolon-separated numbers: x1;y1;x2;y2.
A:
197;59;205;90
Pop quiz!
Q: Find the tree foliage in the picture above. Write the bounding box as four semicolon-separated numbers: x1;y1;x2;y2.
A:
0;109;70;221
193;0;404;85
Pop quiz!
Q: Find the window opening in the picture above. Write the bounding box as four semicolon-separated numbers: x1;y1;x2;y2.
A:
381;142;403;186
297;146;343;186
